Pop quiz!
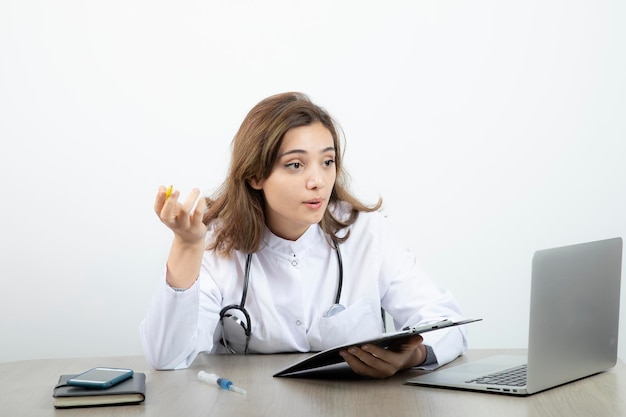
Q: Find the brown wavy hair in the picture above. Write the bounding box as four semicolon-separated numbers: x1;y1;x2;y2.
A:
203;92;382;256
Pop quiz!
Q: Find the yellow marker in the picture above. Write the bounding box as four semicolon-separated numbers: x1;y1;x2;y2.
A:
165;185;173;199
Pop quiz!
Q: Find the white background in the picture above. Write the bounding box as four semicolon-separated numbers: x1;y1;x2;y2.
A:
1;1;625;363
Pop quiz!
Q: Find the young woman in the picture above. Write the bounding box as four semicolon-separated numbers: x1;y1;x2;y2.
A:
140;92;467;378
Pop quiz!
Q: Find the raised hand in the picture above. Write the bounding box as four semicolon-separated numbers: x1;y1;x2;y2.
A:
154;186;208;245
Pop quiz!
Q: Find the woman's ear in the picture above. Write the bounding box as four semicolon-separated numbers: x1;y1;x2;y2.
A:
248;178;264;190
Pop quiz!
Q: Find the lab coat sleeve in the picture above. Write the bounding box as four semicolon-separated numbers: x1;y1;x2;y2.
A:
375;215;468;369
422;323;467;370
139;267;221;370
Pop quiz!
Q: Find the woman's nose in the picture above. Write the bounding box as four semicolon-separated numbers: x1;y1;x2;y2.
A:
306;167;325;190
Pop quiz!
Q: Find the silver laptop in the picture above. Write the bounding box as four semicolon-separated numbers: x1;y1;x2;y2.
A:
406;237;623;395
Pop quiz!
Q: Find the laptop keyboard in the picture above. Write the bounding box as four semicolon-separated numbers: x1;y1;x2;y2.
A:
466;364;527;387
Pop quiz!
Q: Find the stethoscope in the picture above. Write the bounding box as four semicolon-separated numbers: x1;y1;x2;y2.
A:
219;240;344;354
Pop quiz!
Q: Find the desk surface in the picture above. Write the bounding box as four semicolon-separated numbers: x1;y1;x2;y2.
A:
2;349;625;417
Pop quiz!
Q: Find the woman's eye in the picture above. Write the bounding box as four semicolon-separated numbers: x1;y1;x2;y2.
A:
286;162;301;169
324;159;335;167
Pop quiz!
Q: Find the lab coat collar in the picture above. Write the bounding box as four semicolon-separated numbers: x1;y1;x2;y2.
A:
261;224;327;255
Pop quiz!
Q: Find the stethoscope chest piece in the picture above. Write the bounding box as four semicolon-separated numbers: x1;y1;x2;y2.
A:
324;303;346;318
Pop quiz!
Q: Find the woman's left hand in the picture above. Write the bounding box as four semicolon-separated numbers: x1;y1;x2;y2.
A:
339;335;427;379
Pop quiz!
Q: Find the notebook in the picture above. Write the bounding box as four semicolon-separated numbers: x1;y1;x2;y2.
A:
53;373;146;408
406;237;623;395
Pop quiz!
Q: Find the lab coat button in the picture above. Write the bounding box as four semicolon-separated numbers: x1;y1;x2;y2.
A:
291;260;298;266
295;320;302;326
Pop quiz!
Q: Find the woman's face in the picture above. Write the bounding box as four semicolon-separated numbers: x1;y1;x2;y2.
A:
250;122;336;241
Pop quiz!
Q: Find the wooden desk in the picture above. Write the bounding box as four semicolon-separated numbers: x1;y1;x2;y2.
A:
2;349;625;417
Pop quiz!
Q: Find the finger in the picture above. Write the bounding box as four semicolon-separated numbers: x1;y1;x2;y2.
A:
343;351;395;379
156;186;182;223
390;335;423;351
359;345;399;367
154;185;168;216
340;348;396;379
380;335;427;369
192;195;208;223
357;337;424;371
181;188;201;214
359;337;418;364
166;188;201;230
340;350;377;377
159;190;184;228
406;335;423;345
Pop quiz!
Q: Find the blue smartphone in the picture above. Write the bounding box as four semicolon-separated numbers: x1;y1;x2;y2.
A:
66;367;134;389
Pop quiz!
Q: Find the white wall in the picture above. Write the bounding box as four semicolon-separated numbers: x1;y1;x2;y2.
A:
1;1;625;363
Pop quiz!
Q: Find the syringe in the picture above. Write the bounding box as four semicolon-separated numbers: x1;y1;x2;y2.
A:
197;371;247;395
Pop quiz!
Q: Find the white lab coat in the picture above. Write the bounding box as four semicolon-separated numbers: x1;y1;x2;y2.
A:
140;208;467;370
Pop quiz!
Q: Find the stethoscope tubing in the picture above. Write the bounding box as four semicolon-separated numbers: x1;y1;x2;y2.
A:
241;240;343;311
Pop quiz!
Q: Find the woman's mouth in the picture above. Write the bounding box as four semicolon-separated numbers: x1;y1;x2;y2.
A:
304;199;324;210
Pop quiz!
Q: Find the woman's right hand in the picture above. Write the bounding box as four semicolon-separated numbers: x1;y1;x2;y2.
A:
155;186;209;289
154;186;208;245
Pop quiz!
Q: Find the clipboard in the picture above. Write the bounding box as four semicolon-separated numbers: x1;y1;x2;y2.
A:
273;318;481;377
